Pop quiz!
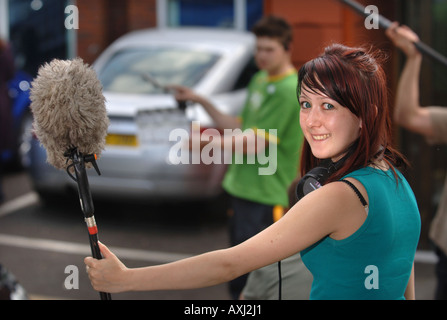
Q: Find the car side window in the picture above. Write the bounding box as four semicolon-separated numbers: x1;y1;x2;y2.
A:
232;57;258;91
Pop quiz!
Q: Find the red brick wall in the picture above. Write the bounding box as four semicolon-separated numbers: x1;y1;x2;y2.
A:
77;0;109;64
127;0;157;31
264;0;395;70
76;0;395;67
77;0;157;64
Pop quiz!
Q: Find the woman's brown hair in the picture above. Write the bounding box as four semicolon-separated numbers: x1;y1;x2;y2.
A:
298;44;408;182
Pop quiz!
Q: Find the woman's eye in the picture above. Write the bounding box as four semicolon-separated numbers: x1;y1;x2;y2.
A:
323;103;335;110
300;101;311;109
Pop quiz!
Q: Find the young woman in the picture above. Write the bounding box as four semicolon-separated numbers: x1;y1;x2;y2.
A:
85;44;421;300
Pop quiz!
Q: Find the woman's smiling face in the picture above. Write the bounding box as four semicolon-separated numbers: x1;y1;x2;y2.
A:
299;85;362;162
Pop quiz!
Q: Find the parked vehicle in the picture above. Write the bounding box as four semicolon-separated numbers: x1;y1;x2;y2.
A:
1;70;33;170
25;28;258;203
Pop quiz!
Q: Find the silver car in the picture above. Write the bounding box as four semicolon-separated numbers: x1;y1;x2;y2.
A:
24;28;257;203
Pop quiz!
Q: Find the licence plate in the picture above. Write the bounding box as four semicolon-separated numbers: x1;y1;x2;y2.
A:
106;134;139;147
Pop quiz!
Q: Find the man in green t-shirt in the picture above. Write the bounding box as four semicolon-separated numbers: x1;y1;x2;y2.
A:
172;16;303;299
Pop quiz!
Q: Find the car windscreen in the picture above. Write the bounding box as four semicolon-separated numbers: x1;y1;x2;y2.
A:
98;47;221;94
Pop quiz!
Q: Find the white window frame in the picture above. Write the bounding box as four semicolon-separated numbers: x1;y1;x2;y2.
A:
0;0;9;40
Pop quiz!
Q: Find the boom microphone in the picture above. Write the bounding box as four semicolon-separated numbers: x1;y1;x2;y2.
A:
30;58;109;170
338;0;447;68
30;58;111;300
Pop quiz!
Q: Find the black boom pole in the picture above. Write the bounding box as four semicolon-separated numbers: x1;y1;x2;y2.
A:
66;148;112;301
338;0;447;68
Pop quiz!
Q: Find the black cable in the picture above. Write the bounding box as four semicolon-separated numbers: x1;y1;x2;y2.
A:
278;261;282;300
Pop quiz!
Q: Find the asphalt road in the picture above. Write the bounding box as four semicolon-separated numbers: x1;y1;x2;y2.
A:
0;170;233;300
0;170;440;300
